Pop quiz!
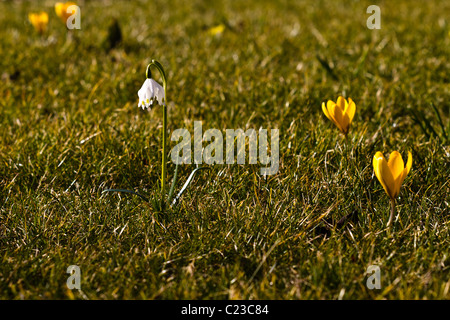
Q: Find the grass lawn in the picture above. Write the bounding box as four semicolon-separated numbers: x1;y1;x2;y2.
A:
0;0;449;299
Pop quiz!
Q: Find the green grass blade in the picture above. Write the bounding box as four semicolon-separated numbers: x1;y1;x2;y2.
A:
430;102;447;141
409;107;431;140
167;163;179;205
171;167;209;207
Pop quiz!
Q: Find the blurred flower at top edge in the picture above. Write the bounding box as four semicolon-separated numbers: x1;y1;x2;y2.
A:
55;2;78;25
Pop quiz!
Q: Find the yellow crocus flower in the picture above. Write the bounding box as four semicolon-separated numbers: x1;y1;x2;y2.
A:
322;96;356;136
208;24;225;36
373;151;412;226
373;151;412;199
55;2;77;25
28;12;49;34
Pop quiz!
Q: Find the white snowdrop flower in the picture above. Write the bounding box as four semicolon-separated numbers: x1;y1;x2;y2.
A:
138;78;165;109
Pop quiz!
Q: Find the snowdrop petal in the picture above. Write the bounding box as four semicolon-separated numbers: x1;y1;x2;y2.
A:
137;78;165;109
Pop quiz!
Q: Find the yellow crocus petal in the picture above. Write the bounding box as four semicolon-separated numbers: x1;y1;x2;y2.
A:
28;13;36;24
28;12;48;33
373;152;395;199
326;100;336;111
380;158;396;199
397;151;413;194
388;151;405;197
343;98;349;113
373;152;389;197
336;96;346;111
40;12;49;25
55;2;77;23
326;100;339;127
388;151;405;180
333;105;345;133
322;102;332;121
208;24;225;36
345;98;356;124
341;113;350;134
405;151;413;175
327;101;345;133
55;3;64;18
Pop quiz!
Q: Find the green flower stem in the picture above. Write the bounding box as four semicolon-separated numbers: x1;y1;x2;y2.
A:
146;60;168;209
387;198;396;227
162;104;168;207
